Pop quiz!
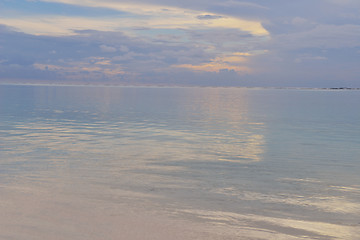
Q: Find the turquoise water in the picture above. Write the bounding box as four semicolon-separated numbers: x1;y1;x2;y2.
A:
1;85;360;239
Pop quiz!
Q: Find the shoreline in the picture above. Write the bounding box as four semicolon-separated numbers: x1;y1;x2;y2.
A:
1;82;360;91
1;181;358;240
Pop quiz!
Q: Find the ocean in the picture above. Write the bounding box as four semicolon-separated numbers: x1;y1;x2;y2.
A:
0;84;359;239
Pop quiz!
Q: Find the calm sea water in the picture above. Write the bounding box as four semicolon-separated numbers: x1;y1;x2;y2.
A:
1;85;360;239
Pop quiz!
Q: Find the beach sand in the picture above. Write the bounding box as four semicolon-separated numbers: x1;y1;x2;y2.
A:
0;182;239;240
1;180;359;240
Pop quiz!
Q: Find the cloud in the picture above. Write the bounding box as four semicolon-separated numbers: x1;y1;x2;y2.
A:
0;1;270;85
197;14;223;20
294;55;328;63
215;1;269;10
291;17;313;26
325;0;360;6
100;45;117;53
0;25;223;83
0;16;121;36
272;24;360;49
0;1;269;37
0;23;269;86
174;52;253;74
119;45;129;52
2;1;360;87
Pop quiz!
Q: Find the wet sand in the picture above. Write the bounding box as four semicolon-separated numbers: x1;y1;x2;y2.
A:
1;179;256;240
1;181;359;240
0;184;214;240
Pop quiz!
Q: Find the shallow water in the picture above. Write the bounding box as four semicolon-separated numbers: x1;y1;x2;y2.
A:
0;85;360;239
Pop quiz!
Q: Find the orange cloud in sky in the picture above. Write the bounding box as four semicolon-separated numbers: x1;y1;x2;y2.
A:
34;61;125;76
174;52;253;74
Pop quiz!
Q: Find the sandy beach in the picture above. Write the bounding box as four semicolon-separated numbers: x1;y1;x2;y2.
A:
1;180;359;240
0;182;217;240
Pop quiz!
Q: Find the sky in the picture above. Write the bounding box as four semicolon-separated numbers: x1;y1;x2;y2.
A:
0;0;360;87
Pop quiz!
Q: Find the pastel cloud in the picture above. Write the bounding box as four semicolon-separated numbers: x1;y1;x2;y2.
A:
272;24;360;49
0;1;268;37
174;52;253;74
0;0;271;84
100;45;117;53
1;0;360;87
0;17;121;36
